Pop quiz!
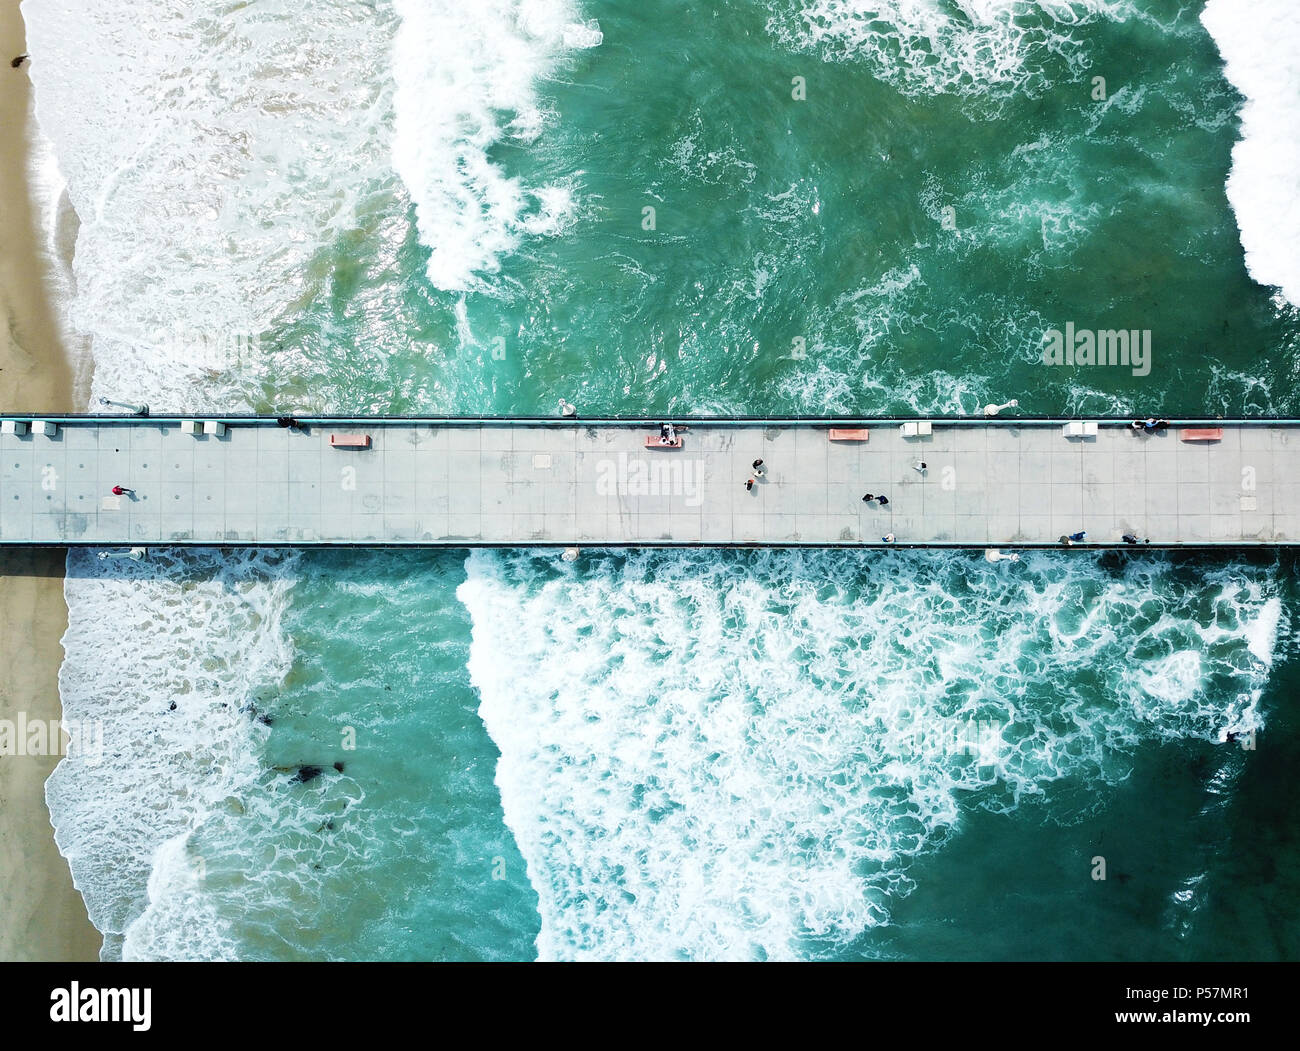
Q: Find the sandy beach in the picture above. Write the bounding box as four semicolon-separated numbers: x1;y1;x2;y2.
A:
0;0;100;961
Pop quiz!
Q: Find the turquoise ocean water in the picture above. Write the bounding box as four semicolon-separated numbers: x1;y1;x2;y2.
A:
23;0;1300;958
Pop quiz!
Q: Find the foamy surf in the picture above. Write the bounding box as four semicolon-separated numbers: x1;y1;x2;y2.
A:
24;0;404;411
48;550;298;960
391;0;601;293
1202;0;1300;309
17;0;1298;965
21;0;410;957
767;0;1133;104
460;549;1279;961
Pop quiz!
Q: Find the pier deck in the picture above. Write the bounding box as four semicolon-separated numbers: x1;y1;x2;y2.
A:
0;417;1294;548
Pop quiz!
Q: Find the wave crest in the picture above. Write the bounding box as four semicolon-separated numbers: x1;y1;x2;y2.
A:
460;548;1279;960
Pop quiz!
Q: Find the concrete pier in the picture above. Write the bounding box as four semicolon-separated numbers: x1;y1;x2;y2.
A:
0;416;1293;547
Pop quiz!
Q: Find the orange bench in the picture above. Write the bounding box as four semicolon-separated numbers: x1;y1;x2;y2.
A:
645;436;683;449
1179;428;1223;443
828;428;869;442
329;434;371;448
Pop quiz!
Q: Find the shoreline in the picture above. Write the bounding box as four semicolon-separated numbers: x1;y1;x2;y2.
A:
0;0;100;961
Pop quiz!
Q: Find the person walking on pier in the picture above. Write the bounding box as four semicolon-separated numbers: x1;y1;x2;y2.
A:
1068;530;1086;543
912;460;927;474
745;477;756;491
752;458;764;475
110;485;134;497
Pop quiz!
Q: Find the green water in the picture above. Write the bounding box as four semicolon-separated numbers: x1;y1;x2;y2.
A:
877;652;1300;963
243;1;1298;960
258;0;1296;420
122;543;1292;961
57;0;1300;960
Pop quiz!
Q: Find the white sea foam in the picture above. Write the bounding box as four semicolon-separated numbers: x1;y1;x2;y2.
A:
48;550;298;959
1245;596;1282;667
22;0;407;957
120;835;242;962
1202;0;1300;308
666;109;758;190
777;264;1063;415
24;0;403;411
23;0;602;959
767;0;1132;103
119;762;372;962
461;549;1279;960
391;1;600;292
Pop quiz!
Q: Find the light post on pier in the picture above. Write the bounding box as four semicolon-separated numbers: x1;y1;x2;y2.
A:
98;397;150;416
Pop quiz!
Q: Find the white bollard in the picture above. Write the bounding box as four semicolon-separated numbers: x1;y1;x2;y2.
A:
203;420;226;437
1;420;29;436
181;420;203;435
31;420;56;437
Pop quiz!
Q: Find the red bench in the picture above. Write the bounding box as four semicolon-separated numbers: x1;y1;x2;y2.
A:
330;434;371;448
1179;428;1223;443
828;428;869;442
645;436;683;449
